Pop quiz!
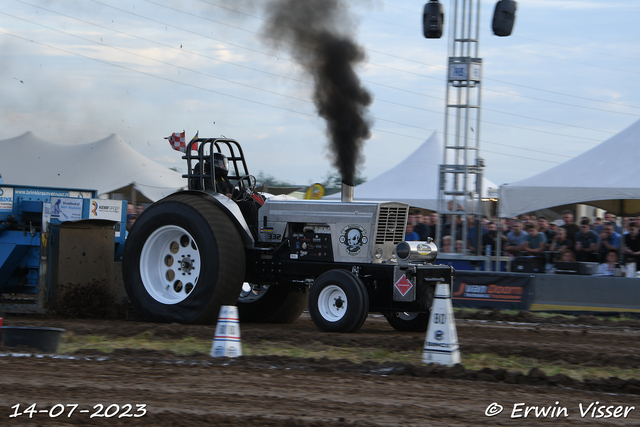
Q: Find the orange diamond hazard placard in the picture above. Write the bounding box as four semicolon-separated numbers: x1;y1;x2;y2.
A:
394;274;413;297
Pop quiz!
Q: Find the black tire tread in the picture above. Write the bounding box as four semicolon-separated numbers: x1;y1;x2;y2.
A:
238;286;308;324
123;193;245;324
383;311;430;332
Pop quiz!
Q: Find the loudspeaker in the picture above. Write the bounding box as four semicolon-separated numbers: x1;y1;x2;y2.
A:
492;0;517;37
423;1;444;39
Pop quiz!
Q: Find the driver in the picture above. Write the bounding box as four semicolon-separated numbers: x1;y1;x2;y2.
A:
198;153;259;239
211;153;233;197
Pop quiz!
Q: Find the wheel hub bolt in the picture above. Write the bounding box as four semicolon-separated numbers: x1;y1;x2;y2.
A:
180;257;194;275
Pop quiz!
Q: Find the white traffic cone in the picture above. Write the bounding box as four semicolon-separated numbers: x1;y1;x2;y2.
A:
422;282;461;365
210;305;242;358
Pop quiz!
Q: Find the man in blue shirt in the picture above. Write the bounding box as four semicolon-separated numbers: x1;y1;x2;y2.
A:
505;219;529;255
405;222;419;241
523;222;547;255
574;219;599;262
595;212;622;234
412;212;431;241
596;221;621;262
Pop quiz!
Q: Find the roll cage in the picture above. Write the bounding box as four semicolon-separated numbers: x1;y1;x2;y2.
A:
182;138;251;192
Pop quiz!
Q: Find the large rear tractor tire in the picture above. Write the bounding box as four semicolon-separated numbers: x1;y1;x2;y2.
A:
308;270;369;333
237;284;308;323
122;193;245;324
383;311;430;332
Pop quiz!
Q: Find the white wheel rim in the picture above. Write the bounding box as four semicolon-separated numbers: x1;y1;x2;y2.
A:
140;225;201;304
317;285;348;322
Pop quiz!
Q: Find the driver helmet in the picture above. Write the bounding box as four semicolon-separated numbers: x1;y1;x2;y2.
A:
213;152;229;177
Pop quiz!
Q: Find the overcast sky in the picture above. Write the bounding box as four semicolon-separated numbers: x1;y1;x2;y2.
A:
1;0;639;187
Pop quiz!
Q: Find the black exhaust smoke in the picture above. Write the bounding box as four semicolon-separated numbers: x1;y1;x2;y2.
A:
262;0;373;187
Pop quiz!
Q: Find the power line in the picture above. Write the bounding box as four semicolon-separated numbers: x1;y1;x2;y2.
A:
132;0;637;135
0;29;318;118
375;1;418;15
333;1;640;74
482;106;615;136
3;9;447;135
483;43;640;76
86;0;292;64
481;139;571;159
0;27;455;154
191;0;640;118
13;0;312;83
509;34;640;64
0;12;309;101
0;1;626;166
0;24;573;166
484;75;640;111
189;0;640;115
15;0;613;144
482;87;640;118
482;147;562;165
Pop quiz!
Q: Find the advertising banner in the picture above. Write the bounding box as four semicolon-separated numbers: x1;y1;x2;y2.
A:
14;187;92;198
452;272;532;310
89;199;123;222
51;197;83;221
0;187;13;211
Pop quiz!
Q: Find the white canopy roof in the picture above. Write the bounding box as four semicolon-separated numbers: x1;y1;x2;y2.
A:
0;132;186;202
325;132;498;210
499;118;640;218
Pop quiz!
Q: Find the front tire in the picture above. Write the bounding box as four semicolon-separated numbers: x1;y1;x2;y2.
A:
308;270;369;333
122;193;245;324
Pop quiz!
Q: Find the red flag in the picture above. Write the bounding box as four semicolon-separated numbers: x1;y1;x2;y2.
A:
166;131;199;153
166;131;186;152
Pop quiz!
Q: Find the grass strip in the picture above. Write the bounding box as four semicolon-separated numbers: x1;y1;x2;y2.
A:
60;332;640;382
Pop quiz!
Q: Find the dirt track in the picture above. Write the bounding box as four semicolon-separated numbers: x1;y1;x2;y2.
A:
2;312;640;426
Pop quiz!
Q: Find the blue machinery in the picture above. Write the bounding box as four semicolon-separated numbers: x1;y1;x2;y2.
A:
0;184;126;313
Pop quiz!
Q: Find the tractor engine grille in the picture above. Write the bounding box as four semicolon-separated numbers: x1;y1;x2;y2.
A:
375;205;408;244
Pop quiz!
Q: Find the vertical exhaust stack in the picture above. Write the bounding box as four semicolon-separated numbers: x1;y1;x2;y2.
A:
341;181;354;203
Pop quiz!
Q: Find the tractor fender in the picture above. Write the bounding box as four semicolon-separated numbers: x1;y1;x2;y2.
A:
162;190;254;247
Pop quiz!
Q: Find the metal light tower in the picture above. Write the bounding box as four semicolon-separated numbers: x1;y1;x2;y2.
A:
437;0;484;254
424;0;516;255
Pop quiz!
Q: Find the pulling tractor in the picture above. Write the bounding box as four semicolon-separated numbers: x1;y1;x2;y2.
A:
122;137;454;332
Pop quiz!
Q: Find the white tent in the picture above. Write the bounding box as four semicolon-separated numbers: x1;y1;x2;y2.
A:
324;132;498;210
499;118;640;218
0;132;186;202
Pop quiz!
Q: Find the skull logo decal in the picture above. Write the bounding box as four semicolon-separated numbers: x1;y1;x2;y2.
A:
339;224;368;255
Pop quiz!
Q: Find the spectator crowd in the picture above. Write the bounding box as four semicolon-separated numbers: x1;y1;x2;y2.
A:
126;202;146;232
405;208;640;276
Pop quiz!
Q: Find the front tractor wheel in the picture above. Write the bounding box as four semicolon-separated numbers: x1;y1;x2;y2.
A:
122;193;245;324
308;270;369;333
